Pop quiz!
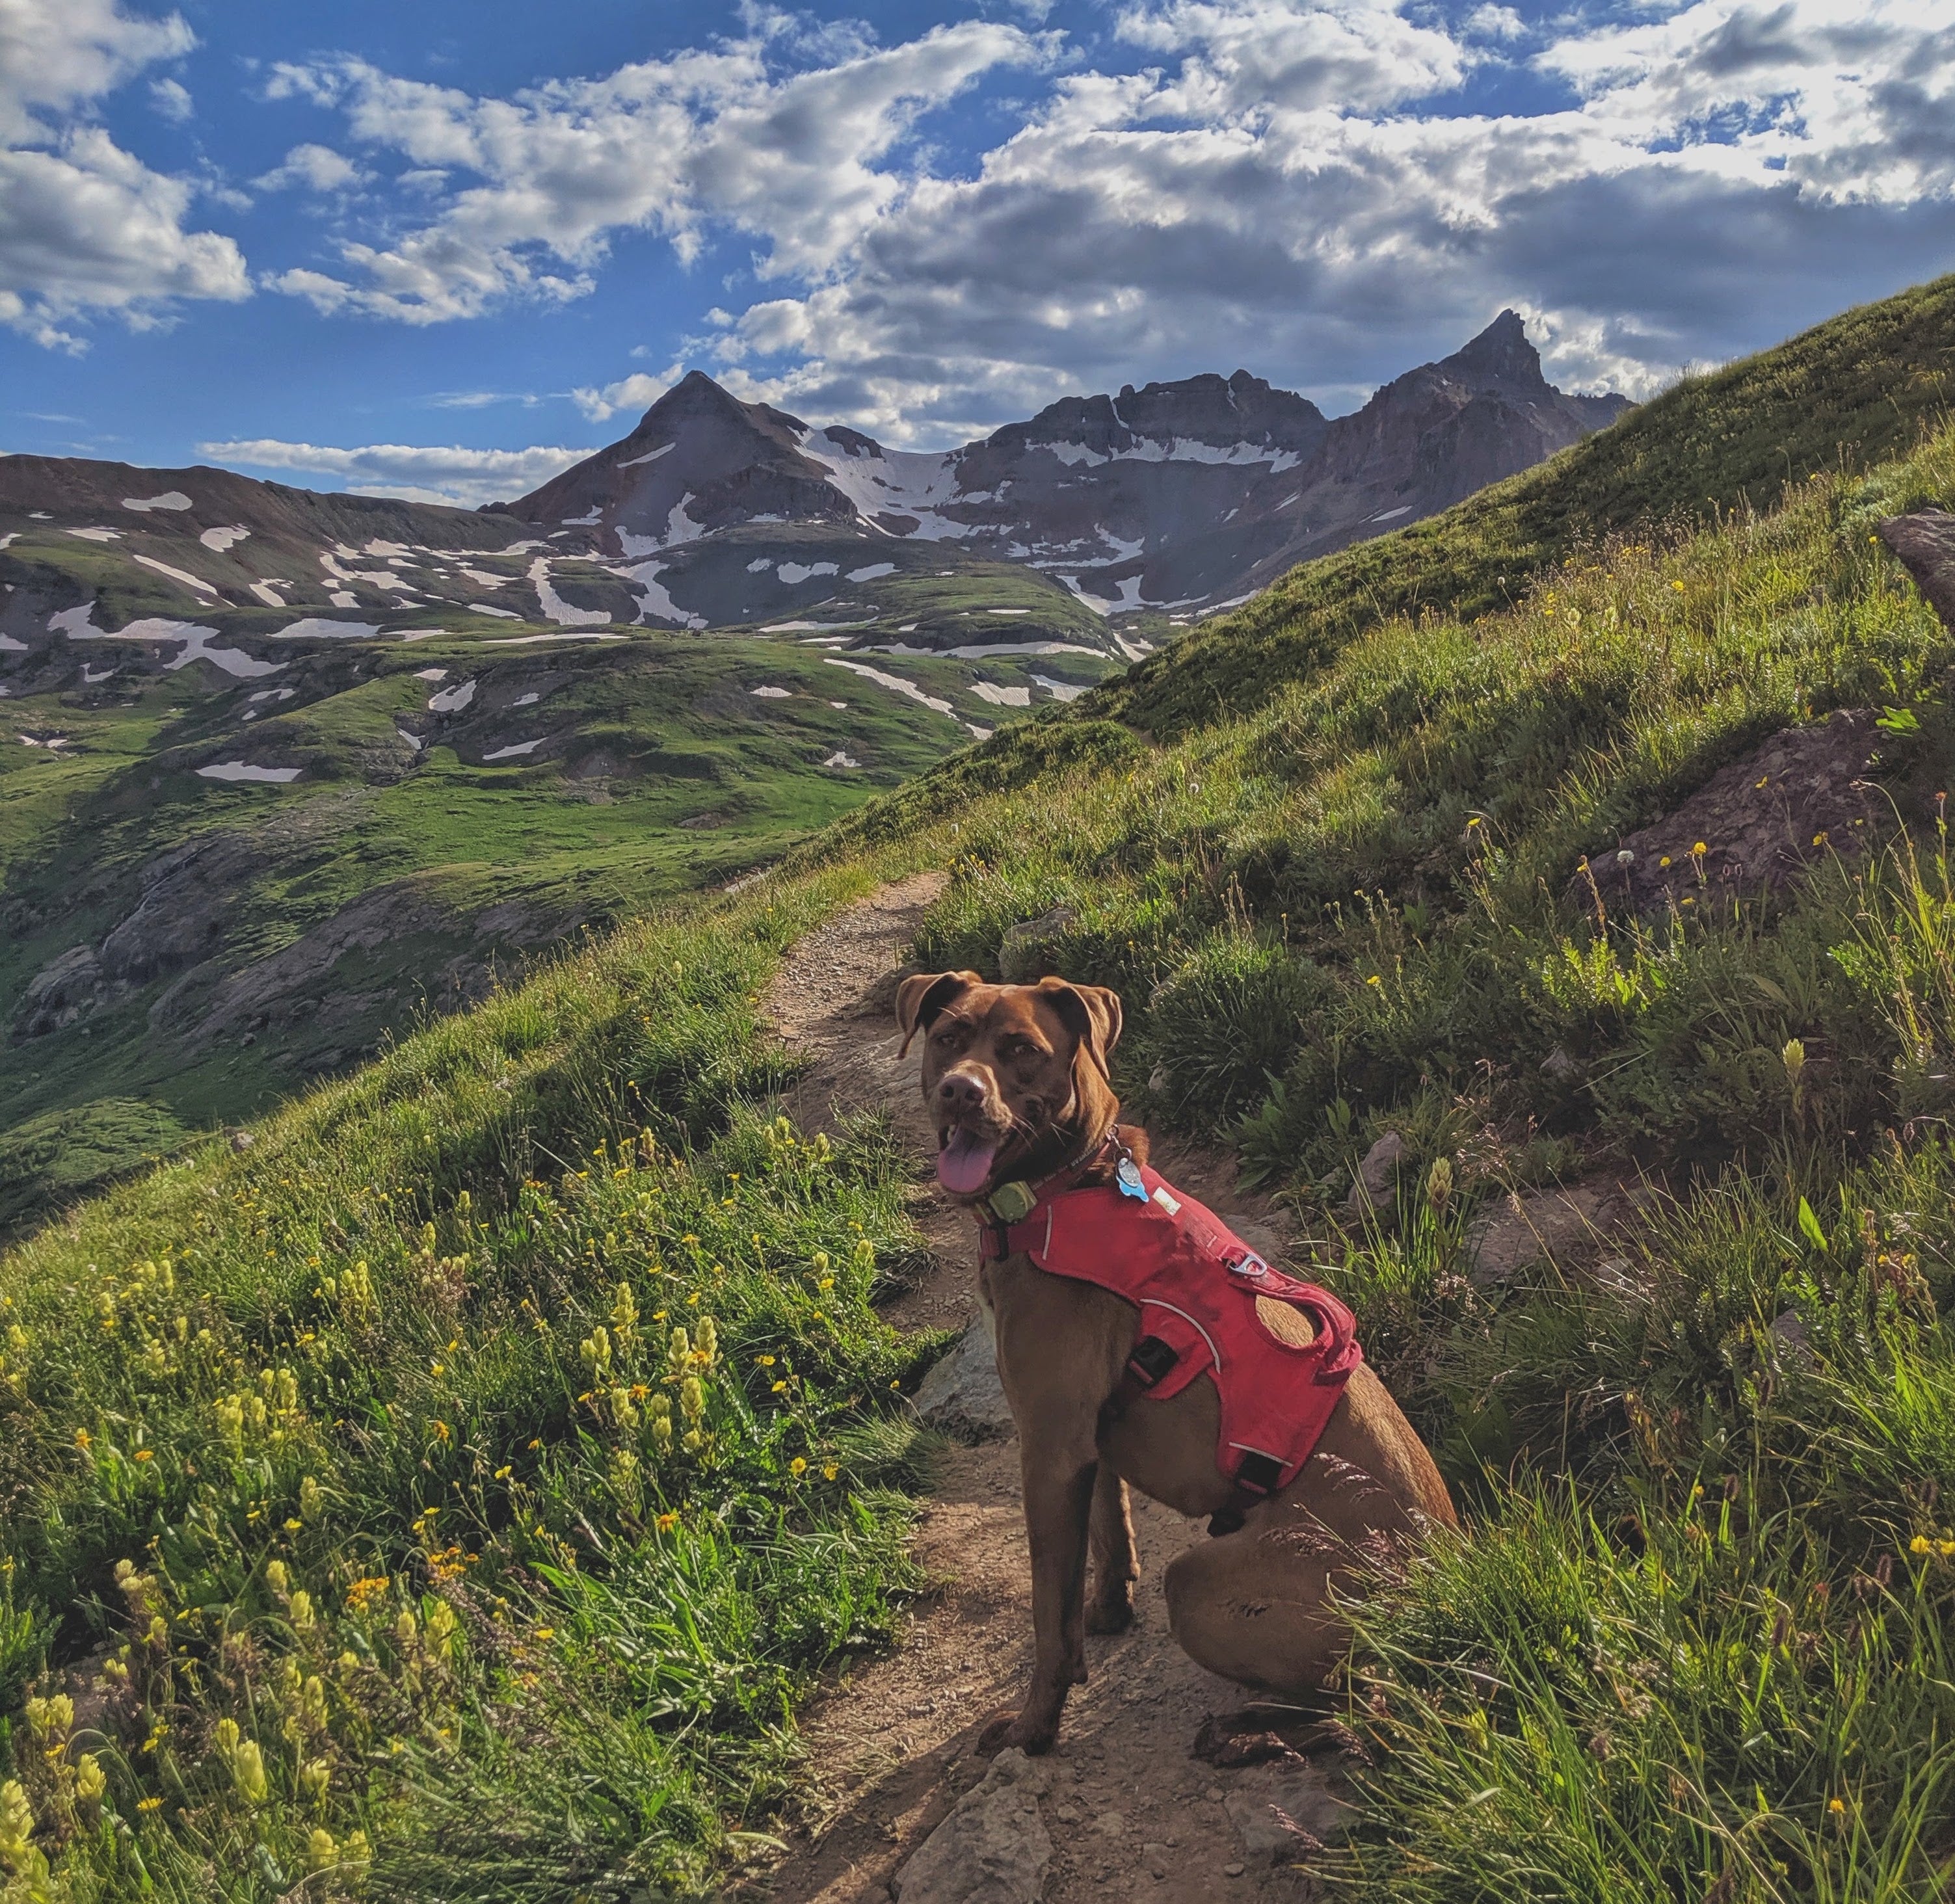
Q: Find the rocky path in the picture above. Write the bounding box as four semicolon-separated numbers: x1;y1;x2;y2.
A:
752;876;1341;1904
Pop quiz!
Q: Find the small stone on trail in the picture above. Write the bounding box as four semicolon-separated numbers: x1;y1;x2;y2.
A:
1092;1810;1126;1838
912;1321;1015;1442
891;1747;1052;1904
1224;1763;1350;1865
1223;1863;1245;1878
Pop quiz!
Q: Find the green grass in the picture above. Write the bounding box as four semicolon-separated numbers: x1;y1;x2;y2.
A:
0;628;1112;1237
12;274;1955;1900
1103;270;1955;736
0;862;957;1899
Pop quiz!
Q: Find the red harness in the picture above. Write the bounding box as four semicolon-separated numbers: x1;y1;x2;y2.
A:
978;1152;1363;1526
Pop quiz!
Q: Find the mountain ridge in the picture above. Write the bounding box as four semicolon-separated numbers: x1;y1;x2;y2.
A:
507;311;1630;628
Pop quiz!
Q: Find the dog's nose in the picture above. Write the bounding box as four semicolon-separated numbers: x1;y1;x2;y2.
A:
937;1072;988;1113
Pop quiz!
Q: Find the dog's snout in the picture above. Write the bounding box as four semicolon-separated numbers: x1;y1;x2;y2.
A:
937;1070;989;1113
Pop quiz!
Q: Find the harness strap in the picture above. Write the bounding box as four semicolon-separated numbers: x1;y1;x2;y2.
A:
1100;1334;1283;1539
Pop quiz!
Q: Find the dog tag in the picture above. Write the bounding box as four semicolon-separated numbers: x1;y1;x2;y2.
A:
1116;1157;1149;1201
988;1180;1037;1223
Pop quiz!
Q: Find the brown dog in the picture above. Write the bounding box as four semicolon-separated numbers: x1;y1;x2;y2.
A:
897;970;1456;1756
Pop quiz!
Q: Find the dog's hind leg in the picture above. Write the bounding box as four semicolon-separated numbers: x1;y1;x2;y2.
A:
1163;1522;1346;1697
1085;1464;1138;1634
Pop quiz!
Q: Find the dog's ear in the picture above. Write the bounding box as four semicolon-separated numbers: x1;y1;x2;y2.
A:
896;970;982;1056
1035;978;1124;1079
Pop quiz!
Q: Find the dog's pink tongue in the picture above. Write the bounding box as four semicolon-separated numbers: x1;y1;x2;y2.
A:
937;1127;998;1195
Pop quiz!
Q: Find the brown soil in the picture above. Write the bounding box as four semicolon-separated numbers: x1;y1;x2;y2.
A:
754;875;1323;1903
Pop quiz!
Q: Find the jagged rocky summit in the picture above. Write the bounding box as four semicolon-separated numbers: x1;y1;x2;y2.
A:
0;312;1626;657
505;310;1629;631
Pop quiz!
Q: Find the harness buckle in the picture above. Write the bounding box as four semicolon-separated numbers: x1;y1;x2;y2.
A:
1232;1450;1284;1498
1126;1334;1179;1387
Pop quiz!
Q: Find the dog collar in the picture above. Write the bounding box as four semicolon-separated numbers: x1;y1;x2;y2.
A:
976;1130;1122;1230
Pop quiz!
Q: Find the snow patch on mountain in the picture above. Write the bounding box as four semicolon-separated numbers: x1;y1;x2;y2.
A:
528;556;609;628
198;761;301;783
618;559;707;629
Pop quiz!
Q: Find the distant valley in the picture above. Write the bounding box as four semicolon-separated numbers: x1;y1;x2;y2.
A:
0;311;1626;1230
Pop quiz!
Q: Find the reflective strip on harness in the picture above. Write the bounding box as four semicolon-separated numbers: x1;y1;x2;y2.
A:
981;1159;1362;1500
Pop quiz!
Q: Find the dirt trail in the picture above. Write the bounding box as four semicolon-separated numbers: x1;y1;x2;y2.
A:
757;877;1322;1904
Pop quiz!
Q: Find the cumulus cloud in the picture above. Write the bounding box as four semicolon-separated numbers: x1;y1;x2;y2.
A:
254;142;366;193
149;75;192;121
0;0;248;347
570;369;682;423
263;20;1047;325
198;436;593;507
700;0;1955;438
248;0;1955;437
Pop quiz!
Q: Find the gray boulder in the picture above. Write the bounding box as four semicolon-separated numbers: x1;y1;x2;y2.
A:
892;1748;1052;1904
914;1321;1015;1442
1224;1761;1351;1864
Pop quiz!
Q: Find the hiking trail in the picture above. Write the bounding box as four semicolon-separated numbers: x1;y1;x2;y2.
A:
752;874;1335;1904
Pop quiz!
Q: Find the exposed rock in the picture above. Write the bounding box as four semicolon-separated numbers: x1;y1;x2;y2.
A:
996;905;1080;983
1344;1131;1405;1216
890;1747;1052;1904
503;316;1625;632
1223;1762;1350;1864
228;1129;255;1153
1466;1173;1652;1286
1880;510;1955;635
97;828;269;984
14;945;106;1038
1582;712;1882;916
1768;1307;1815;1369
913;1321;1015;1443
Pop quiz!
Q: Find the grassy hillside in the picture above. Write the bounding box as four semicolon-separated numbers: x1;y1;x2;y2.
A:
1105;270;1955;735
8;279;1955;1899
1;620;1113;1236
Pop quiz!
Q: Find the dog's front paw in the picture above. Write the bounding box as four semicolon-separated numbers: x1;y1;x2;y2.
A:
975;1709;1060;1758
1084;1591;1136;1635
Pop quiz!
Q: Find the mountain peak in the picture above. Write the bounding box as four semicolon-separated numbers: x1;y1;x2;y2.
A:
1442;309;1545;390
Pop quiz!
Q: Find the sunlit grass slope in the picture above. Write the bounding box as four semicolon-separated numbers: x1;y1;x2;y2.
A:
1105;270;1955;735
8;276;1955;1901
0;865;948;1900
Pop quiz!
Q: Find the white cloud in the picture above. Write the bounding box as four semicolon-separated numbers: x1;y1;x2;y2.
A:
263;20;1048;324
695;0;1955;438
149;75;192;121
197;436;593;507
0;0;247;346
570;369;680;422
255;142;366;193
242;0;1955;438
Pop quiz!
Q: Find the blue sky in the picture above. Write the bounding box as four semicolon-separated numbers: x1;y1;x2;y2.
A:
5;0;1952;503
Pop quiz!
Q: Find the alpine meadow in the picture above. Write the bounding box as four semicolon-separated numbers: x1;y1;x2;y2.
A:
4;259;1955;1898
13;0;1955;1875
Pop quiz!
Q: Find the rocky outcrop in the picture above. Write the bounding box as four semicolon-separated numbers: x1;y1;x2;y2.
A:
1881;510;1955;634
1583;711;1882;915
506;315;1630;626
912;1321;1015;1443
14;946;108;1038
890;1749;1052;1904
